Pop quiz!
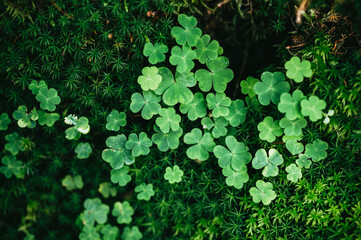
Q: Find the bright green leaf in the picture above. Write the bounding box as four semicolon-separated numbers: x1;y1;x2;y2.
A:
130;91;161;120
179;92;207;121
296;154;312;169
184;128;215;161
135;183;155;201
29;80;47;95
0;113;11;131
206;93;231;118
143;42;168;64
125;132;152;157
137;66;162;91
285;163;302;182
285;140;304;155
155;108;181;133
300;96;326;122
252;149;284;177
195;34;219;64
240;76;259;98
98;182;117;198
171;14;202;47
305;139;328;162
169;45;196;73
102;134;135;169
106;110;126;131
152;126;183;152
121;226;142;240
81;198;109;226
279;117;307;136
5;132;25;155
112;201;134;224
222;165;249;189
257;116;283;142
164;165;184;184
285;56;312;83
37;110;59;127
12;105;38;128
0;155;25;179
249;180;276;205
225;99;248;127
62;175;84;191
75;142;92;159
35;87;61;111
277;90;305;120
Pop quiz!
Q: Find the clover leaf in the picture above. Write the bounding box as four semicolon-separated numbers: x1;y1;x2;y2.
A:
305;139;328;162
79;225;100;240
249;180;276;205
257;116;283;142
183;128;215;161
12;105;38;129
81;198;110;226
35;86;61;111
277;90;305;120
222;165;249;189
195;34;219;63
300;96;326;122
171;14;202;47
0;113;11;131
61;175;84;191
285;163;302;182
98;182;117;198
106;110;126;131
195;56;234;92
65;116;90;140
206;93;231;118
252;149;284;177
155;108;181;133
135;183;155;201
169;45;196;73
179;92;207;121
37;110;59;127
29;80;47;95
225;99;248;127
282;134;303;143
137;66;162;91
110;166;131;187
164;165;184;184
240;76;259;98
102;134;135;169
0;155;25;179
296;154;312;169
285;140;304;155
254;71;290;105
121;226;142;240
101;225;119;240
112;201;134;224
201;117;214;130
143;42;168;64
279;117;307;136
125;132;152;157
130;91;161;120
285;56;312;83
214;136;252;171
5;132;25;155
75;142;92;159
201;117;228;139
152;125;183;152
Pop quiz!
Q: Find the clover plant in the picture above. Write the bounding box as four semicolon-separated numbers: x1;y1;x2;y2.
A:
98;182;117;198
125;132;153;157
300;96;326;122
305;139;329;162
240;76;259;98
5;132;25;155
179;92;207;121
101;225;119;240
183;128;215;161
164;165;184;184
75;142;92;159
130;91;161;120
249;180;277;205
61;175;84;191
296;154;312;169
0;155;25;179
102;134;134;169
110;166;132;187
285;163;302;182
112;201;134;224
135;183;155;201
285;56;312;83
121;226;142;240
194;34;219;64
143;42;168;64
106;110;126;131
156;108;181;133
257;116;283;142
80;198;110;226
35;86;61;112
12;105;38;128
0;113;11;130
64;115;90;140
28;80;47;95
252;149;284;177
37;110;59;127
137;66;162;91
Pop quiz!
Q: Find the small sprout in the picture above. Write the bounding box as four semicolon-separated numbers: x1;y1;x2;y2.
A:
171;14;202;47
179;92;207;121
277;90;305;120
164;165;184;184
102;134;134;169
75;142;92;159
249;180;276;205
81;198;110;226
12;105;38;128
106;110;126;131
305;139;328;162
98;182;117;198
257;116;283;142
101;225;119;240
285;56;312;83
135;183;155;201
152;126;183;152
0;155;25;179
225;99;248;127
300;96;326;122
155;108;181;133
279;117;307;136
35;86;61;112
37;110;59;127
323;109;335;124
112;201;134;224
285;139;304;155
0;113;11;131
296;154;312;169
222;165;249;189
5;132;25;155
61;175;84;191
137;66;162;91
254;71;290;106
285;163;302;182
252;149;284;177
28;80;47;95
183;128;215;161
125;132;152;157
121;226;142;240
79;225;100;240
169;45;196;73
130;91;161;120
240;76;259;98
143;42;168;64
110;166;131;187
206;92;231;118
195;34;219;64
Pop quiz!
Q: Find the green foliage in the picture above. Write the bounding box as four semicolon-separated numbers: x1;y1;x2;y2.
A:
201;117;229;138
240;76;259;98
301;96;326;122
285;163;302;182
81;198;109;226
285;56;312;83
195;34;219;64
285;140;304;155
112;201;134;224
110;166;131;187
75;142;92;159
125;132;152;157
225;99;247;127
106;110;126;132
12;105;38;128
0;113;11;130
102;134;134;169
249;180;276;205
35;86;61;111
296;154;312;169
257;116;283;142
98;182;117;198
65;115;90;140
130;91;161;120
305;139;329;162
183;128;215;161
5;132;25;155
143;43;168;64
279;117;307;136
101;225;119;240
61;175;84;191
151;127;183;152
135;183;155;201
121;226;142;240
164;165;184;184
206;92;231;118
171;14;202;47
169;45;196;73
79;226;100;240
37;110;59;127
222;165;249;189
155;108;181;133
137;66;162;91
179;92;207;121
252;149;284;177
277;90;305;120
0;155;25;178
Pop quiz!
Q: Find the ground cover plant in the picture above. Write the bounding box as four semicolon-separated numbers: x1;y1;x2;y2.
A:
1;0;361;239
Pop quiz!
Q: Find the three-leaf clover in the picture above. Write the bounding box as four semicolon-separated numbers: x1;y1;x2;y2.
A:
35;86;61;111
152;126;183;152
65;116;90;140
79;225;100;240
169;45;196;73
252;149;284;177
213;136;252;171
0;113;11;131
101;225;119;240
249;180;276;205
102;134;134;169
277;90;305;120
179;92;207;121
257;116;283;142
110;166;131;187
171;14;202;47
285;163;302;182
121;226;142;240
81;198;110;226
0;155;25;179
285;140;304;155
225;99;248;127
125;132;152;157
195;56;234;92
301;96;326;122
61;175;84;191
12;105;38;128
240;76;259;98
130;91;161;120
106;110;126;131
164;165;184;184
195;34;219;63
183;128;215;161
206;93;231;118
135;183;155;201
143;42;168;64
305;139;328;162
29;80;47;95
5;132;25;155
75;142;92;159
201;117;229;139
254;71;290;105
137;66;162;91
285;56;312;83
155;108;181;133
296;154;312;169
37;110;59;127
98;182;117;198
279;117;307;136
112;201;134;224
222;165;249;189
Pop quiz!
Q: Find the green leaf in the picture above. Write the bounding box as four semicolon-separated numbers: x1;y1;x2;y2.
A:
164;165;184;184
171;14;202;47
222;165;249;189
169;45;196;73
35;86;61;111
61;175;84;191
254;71;290;105
195;56;234;92
12;105;38;128
130;91;161;120
5;132;25;155
296;154;312;169
81;198;110;226
110;166;131;187
0;155;25;179
137;66;162;91
206;93;231;118
183;128;215;161
79;225;100;240
213;136;252;171
125;132;152;157
285;163;302;182
65;116;90;140
300;96;326;122
305;139;328;162
277;90;305;120
102;134;135;169
257;116;283;142
75;142;92;159
106;110;126;131
0;113;11;131
225;99;248;127
179;92;207;121
195;34;219;64
121;226;142;240
240;76;259;98
285;56;312;83
152;126;183;152
155;108;181;133
37;110;59;127
285;140;304;155
135;183;155;201
101;225;119;240
28;80;47;95
252;149;284;177
249;180;276;205
143;42;168;64
98;182;117;198
112;201;134;224
201;117;228;139
279;117;307;136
